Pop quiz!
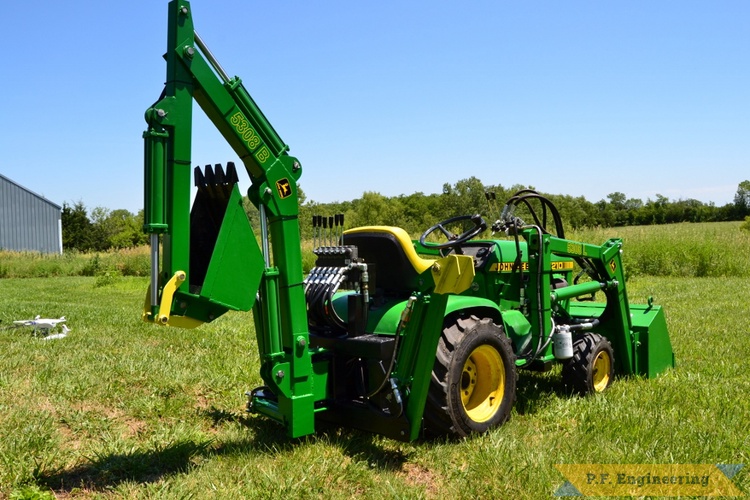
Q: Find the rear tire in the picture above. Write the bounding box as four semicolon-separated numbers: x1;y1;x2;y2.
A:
562;333;614;395
424;316;516;438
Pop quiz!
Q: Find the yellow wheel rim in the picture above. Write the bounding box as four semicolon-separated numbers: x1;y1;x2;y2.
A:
460;345;505;422
592;350;612;392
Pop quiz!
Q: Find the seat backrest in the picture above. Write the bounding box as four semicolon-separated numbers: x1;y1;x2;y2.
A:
343;226;433;296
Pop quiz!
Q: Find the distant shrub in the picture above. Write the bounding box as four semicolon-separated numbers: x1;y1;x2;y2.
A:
29;260;63;277
0;247;150;279
94;267;122;287
81;254;103;276
300;240;317;274
740;216;750;233
112;247;150;277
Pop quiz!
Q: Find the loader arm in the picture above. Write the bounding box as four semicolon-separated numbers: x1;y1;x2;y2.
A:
142;0;315;437
522;230;673;377
524;233;635;371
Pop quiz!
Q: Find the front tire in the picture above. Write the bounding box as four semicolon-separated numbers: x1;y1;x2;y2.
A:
424;316;516;438
562;333;615;395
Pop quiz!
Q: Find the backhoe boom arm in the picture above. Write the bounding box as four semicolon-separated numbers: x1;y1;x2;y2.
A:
143;0;316;437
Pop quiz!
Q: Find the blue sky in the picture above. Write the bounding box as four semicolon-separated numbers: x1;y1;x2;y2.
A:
2;1;748;214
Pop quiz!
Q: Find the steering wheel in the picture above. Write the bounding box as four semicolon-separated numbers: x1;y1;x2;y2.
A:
419;214;487;250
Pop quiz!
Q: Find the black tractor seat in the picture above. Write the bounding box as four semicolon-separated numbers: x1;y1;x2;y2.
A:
343;226;433;297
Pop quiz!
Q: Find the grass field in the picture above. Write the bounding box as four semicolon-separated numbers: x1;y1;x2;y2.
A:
2;221;749;279
569;221;750;278
1;225;749;498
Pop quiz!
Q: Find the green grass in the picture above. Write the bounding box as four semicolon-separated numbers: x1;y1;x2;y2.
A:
568;221;750;278
0;275;747;498
2;221;749;279
0;248;150;279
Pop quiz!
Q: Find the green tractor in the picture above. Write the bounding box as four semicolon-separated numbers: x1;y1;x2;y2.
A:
303;191;674;438
142;1;675;441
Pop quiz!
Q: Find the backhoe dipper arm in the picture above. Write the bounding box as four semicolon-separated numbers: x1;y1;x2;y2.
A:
143;1;316;437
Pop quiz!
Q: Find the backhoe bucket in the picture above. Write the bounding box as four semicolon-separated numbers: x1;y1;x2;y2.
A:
630;303;675;378
170;162;264;324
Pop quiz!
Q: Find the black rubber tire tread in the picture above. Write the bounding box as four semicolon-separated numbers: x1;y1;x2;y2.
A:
562;332;615;396
424;315;516;438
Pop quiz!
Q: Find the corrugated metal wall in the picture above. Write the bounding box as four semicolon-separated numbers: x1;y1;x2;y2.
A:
0;174;62;254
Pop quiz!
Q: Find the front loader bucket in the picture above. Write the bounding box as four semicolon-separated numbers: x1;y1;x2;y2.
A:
170;162;264;324
630;303;676;378
569;300;675;379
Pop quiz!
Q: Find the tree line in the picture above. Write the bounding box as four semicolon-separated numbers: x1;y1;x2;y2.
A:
62;179;750;251
291;178;750;240
61;202;148;251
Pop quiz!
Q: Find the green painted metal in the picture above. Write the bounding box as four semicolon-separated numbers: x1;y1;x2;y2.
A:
570;301;675;378
143;0;316;438
631;304;675;377
142;2;674;443
550;280;604;303
192;185;262;312
142;128;168;234
500;309;533;354
391;292;451;441
513;230;675;377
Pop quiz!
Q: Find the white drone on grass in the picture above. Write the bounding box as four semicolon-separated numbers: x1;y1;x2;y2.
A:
12;315;70;339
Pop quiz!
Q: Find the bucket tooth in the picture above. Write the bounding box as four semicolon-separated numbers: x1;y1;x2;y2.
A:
204;164;216;186
214;164;233;202
203;165;221;201
214;164;226;185
194;166;206;188
226;162;239;184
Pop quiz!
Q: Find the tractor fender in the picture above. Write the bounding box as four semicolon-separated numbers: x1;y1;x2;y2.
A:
444;296;502;324
367;296;503;335
445;297;531;352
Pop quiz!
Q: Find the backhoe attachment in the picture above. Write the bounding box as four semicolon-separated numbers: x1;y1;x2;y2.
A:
142;0;318;438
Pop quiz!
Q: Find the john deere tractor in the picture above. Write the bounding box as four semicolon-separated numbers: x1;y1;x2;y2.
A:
142;1;675;441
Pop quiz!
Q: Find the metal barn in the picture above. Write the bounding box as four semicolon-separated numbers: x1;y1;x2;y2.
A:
0;174;62;254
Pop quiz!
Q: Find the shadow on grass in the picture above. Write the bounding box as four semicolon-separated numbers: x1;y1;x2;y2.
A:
199;403;409;470
37;439;212;493
34;372;580;495
198;405;253;428
514;369;572;415
319;423;410;471
38;405;408;494
208;408;409;471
